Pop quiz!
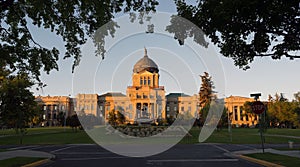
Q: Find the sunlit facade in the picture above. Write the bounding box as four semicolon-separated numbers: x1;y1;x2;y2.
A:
35;95;74;126
35;48;260;127
99;48;166;123
225;96;259;127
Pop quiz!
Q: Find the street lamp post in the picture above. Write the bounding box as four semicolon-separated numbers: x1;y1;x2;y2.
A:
250;93;265;153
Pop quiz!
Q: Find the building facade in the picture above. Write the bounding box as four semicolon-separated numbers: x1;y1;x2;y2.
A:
98;92;129;122
98;48;166;123
35;95;74;126
224;96;259;127
75;94;100;116
35;48;260;127
166;93;198;119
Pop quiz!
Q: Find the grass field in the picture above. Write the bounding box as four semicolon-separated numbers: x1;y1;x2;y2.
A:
0;127;300;145
245;153;300;167
0;127;93;145
0;157;45;167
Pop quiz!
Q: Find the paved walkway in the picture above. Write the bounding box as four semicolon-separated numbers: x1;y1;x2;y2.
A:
0;145;299;164
233;148;300;158
263;134;300;139
0;150;54;160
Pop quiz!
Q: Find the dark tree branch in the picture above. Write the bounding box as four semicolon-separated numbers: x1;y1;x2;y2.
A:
0;0;14;11
257;53;300;59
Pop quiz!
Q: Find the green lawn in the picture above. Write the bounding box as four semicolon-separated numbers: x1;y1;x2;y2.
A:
0;128;93;145
0;157;45;167
245;153;300;167
0;127;70;136
180;127;300;144
0;127;300;145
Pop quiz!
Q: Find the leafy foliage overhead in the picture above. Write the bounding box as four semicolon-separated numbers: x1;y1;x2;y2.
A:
0;0;158;81
172;0;300;69
1;0;299;82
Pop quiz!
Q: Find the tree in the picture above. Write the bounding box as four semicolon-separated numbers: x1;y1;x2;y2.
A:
0;0;159;82
197;72;216;126
294;92;300;102
116;110;126;125
66;114;81;132
267;93;299;128
0;68;39;144
198;72;216;109
56;111;66;126
2;1;299;83
243;101;258;125
219;107;229;128
108;109;117;126
108;109;125;126
198;104;209;127
168;0;300;69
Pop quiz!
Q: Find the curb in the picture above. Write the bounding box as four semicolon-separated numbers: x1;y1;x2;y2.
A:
22;158;52;167
237;154;284;167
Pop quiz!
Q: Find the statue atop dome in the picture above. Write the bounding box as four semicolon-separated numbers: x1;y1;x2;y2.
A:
144;47;147;57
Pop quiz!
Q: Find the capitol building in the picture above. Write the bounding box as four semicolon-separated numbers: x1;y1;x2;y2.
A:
36;48;258;126
76;48;198;124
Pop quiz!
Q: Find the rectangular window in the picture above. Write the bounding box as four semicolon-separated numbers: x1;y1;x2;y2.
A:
148;78;151;85
174;106;177;111
188;106;191;112
167;106;170;111
181;106;184;111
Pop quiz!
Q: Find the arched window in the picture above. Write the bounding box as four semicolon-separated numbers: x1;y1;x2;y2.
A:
148;77;150;85
140;77;143;85
144;77;147;85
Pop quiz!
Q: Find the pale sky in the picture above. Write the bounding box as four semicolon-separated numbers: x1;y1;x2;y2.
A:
31;0;300;101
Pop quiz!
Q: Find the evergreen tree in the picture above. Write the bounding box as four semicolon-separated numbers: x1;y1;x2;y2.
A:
198;72;216;109
197;72;216;126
